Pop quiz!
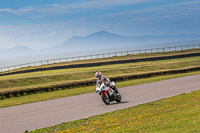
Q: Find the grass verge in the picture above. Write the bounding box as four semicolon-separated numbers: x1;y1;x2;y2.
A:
29;87;200;133
1;56;200;90
0;71;200;108
0;66;200;99
1;48;199;76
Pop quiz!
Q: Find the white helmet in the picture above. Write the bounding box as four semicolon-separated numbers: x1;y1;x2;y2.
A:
95;72;102;79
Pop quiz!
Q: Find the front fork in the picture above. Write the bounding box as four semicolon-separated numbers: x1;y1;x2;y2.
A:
100;91;109;98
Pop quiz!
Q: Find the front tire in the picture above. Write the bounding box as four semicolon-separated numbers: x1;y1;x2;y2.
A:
101;93;110;105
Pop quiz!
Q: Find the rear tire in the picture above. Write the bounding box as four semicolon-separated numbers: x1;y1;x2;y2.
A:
115;93;122;103
101;93;110;105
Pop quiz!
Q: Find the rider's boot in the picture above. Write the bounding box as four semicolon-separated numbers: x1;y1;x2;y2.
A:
112;86;119;95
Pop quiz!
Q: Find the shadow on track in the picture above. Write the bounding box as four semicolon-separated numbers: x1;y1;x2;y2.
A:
110;101;129;105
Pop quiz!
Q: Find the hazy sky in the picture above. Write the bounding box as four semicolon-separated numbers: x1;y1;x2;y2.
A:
0;0;200;49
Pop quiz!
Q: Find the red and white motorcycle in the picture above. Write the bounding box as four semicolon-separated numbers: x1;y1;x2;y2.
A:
96;82;122;105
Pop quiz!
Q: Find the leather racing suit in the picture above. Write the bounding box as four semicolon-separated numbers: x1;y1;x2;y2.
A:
96;75;110;87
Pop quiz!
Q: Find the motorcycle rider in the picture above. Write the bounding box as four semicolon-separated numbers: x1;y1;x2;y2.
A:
95;72;119;95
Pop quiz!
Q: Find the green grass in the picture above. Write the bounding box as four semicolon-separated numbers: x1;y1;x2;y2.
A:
1;49;200;79
1;71;200;108
0;56;200;92
3;48;199;74
29;87;200;133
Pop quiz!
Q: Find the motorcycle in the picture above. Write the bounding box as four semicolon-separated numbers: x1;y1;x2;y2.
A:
96;82;122;105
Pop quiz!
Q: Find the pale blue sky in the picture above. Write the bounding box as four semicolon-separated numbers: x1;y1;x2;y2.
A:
0;0;200;49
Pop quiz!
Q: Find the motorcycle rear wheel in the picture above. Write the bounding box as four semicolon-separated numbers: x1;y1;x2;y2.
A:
115;93;122;103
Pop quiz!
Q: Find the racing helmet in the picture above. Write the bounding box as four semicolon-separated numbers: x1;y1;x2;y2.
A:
95;72;102;79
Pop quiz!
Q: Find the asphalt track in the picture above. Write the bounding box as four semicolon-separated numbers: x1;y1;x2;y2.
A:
0;74;200;133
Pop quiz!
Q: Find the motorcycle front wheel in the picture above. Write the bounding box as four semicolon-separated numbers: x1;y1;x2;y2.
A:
101;93;110;105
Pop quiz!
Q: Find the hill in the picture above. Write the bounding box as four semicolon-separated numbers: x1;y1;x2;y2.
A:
46;31;200;52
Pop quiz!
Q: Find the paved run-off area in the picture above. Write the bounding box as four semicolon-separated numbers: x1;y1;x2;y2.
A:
0;74;200;133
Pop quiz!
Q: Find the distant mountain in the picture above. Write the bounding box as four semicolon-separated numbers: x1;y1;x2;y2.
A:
47;31;130;52
0;46;34;58
46;31;200;53
6;46;33;53
1;31;200;59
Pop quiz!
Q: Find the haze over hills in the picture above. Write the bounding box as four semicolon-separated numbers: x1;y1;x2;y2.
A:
0;31;200;66
44;31;200;53
0;46;34;58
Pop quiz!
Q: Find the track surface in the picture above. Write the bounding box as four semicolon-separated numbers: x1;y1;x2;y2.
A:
0;74;200;133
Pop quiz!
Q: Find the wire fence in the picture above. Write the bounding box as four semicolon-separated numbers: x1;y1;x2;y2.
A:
1;44;200;73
